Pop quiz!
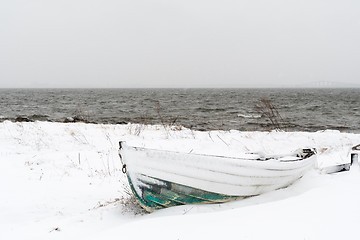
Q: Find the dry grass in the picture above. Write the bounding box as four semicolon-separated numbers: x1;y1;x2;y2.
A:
90;182;146;215
154;102;181;137
119;182;147;215
255;98;286;131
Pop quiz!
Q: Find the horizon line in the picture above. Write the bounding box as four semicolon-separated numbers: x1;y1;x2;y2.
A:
1;86;360;89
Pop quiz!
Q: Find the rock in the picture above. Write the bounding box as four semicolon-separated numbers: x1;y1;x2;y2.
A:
15;116;33;122
63;117;74;123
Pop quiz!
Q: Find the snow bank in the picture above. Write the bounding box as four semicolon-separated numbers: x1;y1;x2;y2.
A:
0;121;359;240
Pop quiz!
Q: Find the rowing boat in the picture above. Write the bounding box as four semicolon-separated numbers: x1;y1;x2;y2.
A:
118;141;316;212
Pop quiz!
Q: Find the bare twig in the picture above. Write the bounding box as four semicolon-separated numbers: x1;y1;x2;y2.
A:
217;134;229;146
255;98;286;131
208;132;214;142
155;102;170;137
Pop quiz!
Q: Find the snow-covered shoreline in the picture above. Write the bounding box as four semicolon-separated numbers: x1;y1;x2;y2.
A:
1;121;360;239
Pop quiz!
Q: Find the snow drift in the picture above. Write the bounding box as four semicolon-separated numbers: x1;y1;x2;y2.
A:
1;120;359;240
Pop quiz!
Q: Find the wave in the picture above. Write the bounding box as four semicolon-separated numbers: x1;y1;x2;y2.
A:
237;113;262;119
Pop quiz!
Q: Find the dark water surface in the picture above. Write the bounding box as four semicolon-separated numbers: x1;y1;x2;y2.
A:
0;88;359;132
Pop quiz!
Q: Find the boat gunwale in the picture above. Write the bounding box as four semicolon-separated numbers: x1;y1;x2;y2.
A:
128;151;315;173
123;143;315;163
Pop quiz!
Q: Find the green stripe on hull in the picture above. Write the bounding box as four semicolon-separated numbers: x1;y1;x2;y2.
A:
127;173;241;212
144;191;182;208
126;175;161;212
170;183;243;203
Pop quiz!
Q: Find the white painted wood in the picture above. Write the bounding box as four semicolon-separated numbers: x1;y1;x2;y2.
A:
120;143;316;196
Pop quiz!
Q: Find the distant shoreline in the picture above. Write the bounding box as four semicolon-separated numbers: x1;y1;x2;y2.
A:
1;86;360;90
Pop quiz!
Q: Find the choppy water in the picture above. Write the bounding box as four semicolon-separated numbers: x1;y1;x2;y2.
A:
0;88;359;132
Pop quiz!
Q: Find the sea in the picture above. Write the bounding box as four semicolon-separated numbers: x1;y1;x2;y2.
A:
0;88;359;133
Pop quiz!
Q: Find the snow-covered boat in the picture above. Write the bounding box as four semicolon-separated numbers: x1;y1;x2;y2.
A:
118;142;316;212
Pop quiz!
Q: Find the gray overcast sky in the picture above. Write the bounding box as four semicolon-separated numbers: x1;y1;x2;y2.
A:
0;0;359;88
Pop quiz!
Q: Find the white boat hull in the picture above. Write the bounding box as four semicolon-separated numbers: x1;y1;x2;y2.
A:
119;142;316;211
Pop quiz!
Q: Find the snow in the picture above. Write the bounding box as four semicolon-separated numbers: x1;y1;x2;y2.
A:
0;120;360;239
